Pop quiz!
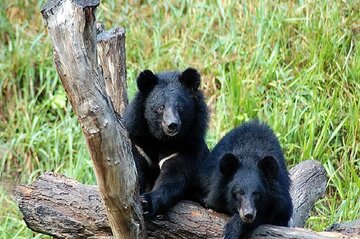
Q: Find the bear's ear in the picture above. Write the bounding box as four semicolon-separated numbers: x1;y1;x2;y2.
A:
219;153;240;177
137;70;157;93
258;156;279;179
179;67;201;90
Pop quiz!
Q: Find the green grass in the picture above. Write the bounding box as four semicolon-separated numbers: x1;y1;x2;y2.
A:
1;0;359;237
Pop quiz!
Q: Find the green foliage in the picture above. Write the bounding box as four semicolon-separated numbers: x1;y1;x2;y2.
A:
1;0;359;236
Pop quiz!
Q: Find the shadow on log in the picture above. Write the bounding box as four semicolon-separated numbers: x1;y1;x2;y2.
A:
15;160;358;239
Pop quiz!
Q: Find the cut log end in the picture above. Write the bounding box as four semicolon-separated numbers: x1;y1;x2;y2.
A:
41;0;100;20
97;24;125;41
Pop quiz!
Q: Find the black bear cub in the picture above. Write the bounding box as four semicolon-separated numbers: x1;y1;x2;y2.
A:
124;68;209;218
199;120;292;239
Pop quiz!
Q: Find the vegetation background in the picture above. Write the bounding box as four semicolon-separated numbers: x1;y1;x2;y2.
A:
1;0;359;238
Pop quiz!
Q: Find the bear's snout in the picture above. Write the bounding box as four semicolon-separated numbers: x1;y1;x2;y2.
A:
162;107;181;136
238;202;257;223
168;122;179;131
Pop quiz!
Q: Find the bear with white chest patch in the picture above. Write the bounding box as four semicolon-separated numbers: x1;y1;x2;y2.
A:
124;68;209;218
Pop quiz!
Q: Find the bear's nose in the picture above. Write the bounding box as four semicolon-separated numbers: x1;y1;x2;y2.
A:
244;213;254;221
168;122;179;131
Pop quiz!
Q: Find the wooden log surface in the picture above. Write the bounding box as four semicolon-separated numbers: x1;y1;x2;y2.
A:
40;0;145;238
288;159;327;227
96;23;128;116
15;160;357;239
326;219;360;235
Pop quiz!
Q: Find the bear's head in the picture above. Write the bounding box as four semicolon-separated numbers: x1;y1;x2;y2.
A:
136;68;202;140
219;153;279;223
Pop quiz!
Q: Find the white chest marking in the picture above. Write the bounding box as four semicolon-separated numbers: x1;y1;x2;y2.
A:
135;145;153;167
159;153;178;169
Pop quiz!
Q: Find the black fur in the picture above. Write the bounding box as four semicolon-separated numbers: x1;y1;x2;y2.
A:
197;120;293;239
124;68;209;218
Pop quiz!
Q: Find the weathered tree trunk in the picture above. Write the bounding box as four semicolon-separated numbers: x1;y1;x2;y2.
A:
96;23;128;116
15;160;352;239
288;159;327;227
40;0;145;238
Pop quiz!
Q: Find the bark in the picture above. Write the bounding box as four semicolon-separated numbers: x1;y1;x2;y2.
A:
96;23;128;116
40;0;145;238
289;159;327;227
247;225;359;239
326;219;360;235
14;160;351;239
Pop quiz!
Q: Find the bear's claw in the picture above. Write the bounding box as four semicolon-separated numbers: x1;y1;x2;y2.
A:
141;193;156;218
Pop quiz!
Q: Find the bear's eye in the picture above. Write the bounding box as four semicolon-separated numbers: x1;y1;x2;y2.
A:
253;192;261;199
234;190;244;198
156;106;164;114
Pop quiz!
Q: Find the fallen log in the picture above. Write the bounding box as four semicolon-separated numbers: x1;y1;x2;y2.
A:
326;219;360;236
15;160;357;239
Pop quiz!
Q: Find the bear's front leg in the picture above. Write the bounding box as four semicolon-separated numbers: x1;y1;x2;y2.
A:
141;155;191;218
224;213;263;239
224;213;244;239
